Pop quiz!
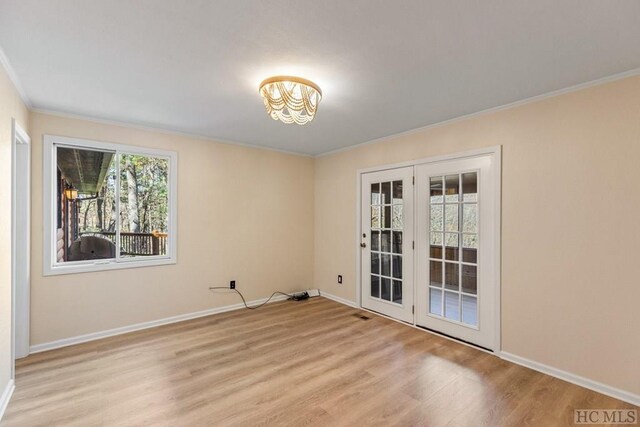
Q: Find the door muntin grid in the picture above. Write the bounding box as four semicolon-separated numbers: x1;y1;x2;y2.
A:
370;180;404;305
428;171;479;328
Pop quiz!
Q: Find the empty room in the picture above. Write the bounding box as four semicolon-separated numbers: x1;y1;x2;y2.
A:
0;1;639;426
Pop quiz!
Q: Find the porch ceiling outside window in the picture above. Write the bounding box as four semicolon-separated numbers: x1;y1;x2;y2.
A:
56;147;114;194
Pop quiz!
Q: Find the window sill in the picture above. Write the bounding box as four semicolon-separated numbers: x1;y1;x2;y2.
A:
43;257;176;276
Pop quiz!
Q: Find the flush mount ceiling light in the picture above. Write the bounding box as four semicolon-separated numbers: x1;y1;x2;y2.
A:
259;76;322;125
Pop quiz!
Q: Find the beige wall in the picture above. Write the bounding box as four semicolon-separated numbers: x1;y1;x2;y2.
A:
0;66;29;393
29;112;315;345
314;76;640;395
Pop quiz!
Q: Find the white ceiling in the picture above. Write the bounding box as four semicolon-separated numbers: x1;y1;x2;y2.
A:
1;1;639;155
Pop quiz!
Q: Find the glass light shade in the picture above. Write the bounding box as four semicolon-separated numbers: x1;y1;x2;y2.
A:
259;76;322;125
64;188;78;200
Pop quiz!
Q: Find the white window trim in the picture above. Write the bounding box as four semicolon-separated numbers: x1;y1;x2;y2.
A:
43;134;178;276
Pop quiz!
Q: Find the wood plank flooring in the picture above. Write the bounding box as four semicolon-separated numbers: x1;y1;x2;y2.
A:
2;297;637;426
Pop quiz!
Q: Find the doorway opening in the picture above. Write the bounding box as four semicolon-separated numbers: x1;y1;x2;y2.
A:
11;119;31;372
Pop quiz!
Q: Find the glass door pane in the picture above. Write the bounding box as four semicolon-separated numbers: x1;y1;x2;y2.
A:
370;179;404;304
428;171;478;327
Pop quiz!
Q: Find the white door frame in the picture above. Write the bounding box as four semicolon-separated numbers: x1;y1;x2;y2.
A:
11;118;31;369
355;146;501;351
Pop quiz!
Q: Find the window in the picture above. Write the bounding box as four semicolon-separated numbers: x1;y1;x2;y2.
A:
44;135;177;275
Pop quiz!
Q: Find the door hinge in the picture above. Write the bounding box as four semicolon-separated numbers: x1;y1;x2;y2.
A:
412;305;415;314
412;240;415;250
412;176;415;185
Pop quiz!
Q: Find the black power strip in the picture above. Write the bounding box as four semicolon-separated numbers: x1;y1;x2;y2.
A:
291;291;309;301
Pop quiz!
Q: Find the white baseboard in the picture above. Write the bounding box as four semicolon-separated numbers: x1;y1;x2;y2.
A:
500;351;639;407
30;294;289;354
0;379;15;422
319;291;358;308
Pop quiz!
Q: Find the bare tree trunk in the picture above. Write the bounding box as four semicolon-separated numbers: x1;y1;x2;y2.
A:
124;158;140;233
82;201;92;231
141;193;150;233
97;187;104;230
108;197;116;231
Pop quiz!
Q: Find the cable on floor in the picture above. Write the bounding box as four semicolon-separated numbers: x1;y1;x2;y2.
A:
208;287;295;310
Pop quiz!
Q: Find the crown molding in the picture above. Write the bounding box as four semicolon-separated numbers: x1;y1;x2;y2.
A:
316;67;640;158
0;44;32;108
29;107;313;158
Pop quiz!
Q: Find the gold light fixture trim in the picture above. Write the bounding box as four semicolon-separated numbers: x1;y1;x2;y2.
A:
259;76;322;125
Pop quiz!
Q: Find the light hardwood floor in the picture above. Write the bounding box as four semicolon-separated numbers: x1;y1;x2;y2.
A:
2;297;637;426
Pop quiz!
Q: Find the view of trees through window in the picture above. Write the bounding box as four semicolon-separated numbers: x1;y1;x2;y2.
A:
56;146;169;261
119;154;169;234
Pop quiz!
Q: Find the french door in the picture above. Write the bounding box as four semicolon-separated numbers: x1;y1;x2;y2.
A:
415;155;498;350
360;150;499;350
361;167;414;323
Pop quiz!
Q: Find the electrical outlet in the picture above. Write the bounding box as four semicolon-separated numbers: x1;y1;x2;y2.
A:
337;275;343;284
230;280;236;289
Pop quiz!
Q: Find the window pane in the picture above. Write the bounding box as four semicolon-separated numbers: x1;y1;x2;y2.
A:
430;261;443;287
383;206;391;229
430;245;442;259
445;262;459;291
371;252;380;275
381;182;391;204
462;173;477;202
462;204;477;233
56;146;117;263
371;230;380;251
445;232;458;248
430;205;443;231
445;245;458;261
430;176;443;203
381;254;391;277
445;204;459;232
392;180;403;204
445;175;459;202
392;231;403;254
462;265;477;294
463;247;478;264
392;255;402;279
392;280;402;304
429;288;443;316
392;205;403;229
371;183;380;205
371;206;380;229
462;234;478;263
371;275;380;298
119;154;169;258
431;232;443;259
462;233;477;249
462;295;478;326
381;278;391;301
381;230;391;252
444;291;460;321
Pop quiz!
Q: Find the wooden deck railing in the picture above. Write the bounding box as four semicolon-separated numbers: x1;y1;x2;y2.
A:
80;231;167;256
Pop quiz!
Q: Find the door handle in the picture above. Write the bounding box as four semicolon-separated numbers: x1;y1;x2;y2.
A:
360;242;367;248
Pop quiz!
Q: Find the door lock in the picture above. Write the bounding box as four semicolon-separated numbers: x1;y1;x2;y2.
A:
360;242;367;248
